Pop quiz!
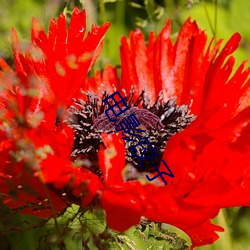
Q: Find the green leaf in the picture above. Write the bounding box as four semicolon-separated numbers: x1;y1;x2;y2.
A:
133;221;189;250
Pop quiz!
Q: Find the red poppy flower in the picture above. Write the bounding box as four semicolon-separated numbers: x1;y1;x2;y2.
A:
0;8;109;217
84;19;250;249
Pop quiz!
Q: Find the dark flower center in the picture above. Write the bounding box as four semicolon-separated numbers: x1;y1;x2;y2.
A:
66;86;196;180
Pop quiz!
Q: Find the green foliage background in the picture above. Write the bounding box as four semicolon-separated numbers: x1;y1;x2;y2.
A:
0;0;250;249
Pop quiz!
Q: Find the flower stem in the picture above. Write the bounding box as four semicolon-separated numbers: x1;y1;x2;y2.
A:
216;209;234;250
214;0;218;41
39;172;64;247
202;0;215;36
99;0;107;23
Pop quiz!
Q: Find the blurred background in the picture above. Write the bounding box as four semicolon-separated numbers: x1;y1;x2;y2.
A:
0;0;250;249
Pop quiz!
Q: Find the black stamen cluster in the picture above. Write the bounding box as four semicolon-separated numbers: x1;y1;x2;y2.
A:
66;86;196;179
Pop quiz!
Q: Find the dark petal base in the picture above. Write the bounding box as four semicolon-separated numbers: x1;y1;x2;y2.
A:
66;86;196;179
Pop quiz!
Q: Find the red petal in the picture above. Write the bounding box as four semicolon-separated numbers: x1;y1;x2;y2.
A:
101;190;142;232
98;133;125;186
68;8;86;55
12;8;110;113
